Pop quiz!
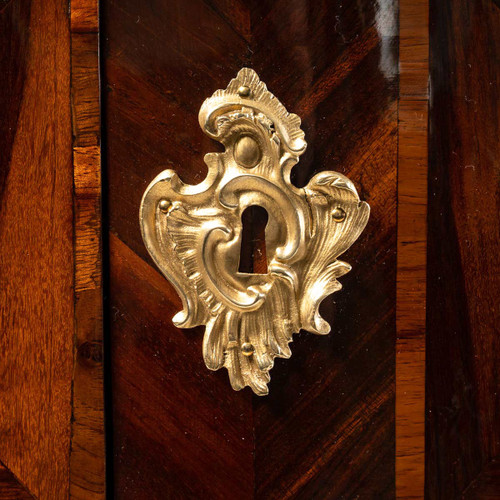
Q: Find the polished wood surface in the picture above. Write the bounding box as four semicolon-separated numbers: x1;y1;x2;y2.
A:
4;0;499;497
3;0;500;497
71;0;99;33
397;0;428;497
103;1;397;497
249;3;397;497
0;0;74;498
427;0;500;497
69;0;106;498
0;462;33;500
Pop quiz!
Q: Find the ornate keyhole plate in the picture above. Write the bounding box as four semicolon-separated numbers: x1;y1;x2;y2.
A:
140;68;370;395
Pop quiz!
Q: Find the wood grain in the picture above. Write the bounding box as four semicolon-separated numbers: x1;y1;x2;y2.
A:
70;0;105;497
103;0;397;497
109;232;255;498
427;0;500;497
0;462;34;500
103;3;255;497
73;146;101;292
71;0;99;33
250;2;397;497
0;0;74;498
238;206;268;274
397;0;428;497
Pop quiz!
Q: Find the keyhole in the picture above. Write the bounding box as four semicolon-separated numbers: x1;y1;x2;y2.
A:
238;206;269;274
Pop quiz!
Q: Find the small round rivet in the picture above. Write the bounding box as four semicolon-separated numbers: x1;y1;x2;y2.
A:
332;207;346;222
237;85;251;97
159;199;171;213
241;342;255;357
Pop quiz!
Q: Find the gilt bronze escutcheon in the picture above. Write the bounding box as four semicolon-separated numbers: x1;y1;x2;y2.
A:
140;68;369;395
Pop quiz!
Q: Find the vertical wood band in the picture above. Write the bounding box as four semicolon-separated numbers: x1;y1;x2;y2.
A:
397;0;429;497
70;0;105;498
0;1;74;498
427;0;500;497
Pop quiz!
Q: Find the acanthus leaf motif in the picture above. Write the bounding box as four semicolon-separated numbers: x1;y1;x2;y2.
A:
140;68;370;395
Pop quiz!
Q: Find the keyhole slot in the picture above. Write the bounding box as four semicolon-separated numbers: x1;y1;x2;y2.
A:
238;205;269;274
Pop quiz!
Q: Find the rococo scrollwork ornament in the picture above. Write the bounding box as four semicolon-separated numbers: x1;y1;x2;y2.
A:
140;68;370;395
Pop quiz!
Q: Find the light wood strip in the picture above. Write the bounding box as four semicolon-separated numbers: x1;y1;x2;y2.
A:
397;0;429;497
70;1;106;498
71;0;99;33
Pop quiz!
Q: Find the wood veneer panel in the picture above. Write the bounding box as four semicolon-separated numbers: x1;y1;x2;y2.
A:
427;0;500;497
70;0;105;496
397;0;428;497
103;1;254;497
249;2;398;498
104;1;397;497
0;0;74;498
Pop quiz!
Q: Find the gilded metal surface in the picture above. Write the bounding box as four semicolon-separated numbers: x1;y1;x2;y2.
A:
140;68;370;395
